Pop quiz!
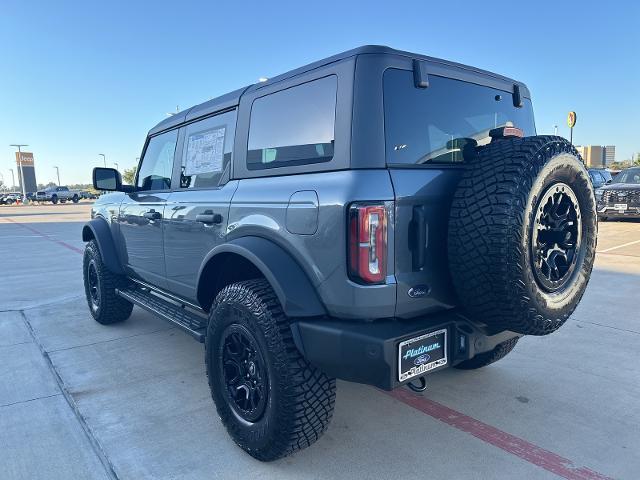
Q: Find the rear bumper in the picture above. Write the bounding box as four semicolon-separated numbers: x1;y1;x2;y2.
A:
291;310;520;390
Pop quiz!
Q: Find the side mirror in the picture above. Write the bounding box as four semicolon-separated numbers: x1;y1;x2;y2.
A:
93;167;134;192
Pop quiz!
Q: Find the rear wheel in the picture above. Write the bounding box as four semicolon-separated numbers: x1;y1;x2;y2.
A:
205;279;336;461
454;338;519;370
83;240;133;324
72;194;79;203
51;195;58;204
448;136;597;336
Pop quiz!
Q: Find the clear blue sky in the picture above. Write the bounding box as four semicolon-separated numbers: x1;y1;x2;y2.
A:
1;0;638;185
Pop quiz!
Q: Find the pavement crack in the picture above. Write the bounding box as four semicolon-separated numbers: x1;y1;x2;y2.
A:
570;317;640;335
0;393;62;409
20;310;121;480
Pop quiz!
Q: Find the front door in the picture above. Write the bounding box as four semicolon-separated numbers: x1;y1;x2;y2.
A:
163;109;238;302
119;128;179;289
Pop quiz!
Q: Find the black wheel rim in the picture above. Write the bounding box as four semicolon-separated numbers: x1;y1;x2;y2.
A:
531;183;582;292
219;322;268;423
87;261;100;310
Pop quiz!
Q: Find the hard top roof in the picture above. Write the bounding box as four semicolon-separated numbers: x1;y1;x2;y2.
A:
148;45;526;136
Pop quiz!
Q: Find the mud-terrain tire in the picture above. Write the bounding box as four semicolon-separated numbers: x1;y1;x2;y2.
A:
448;136;597;336
83;240;133;324
205;279;336;461
454;338;519;370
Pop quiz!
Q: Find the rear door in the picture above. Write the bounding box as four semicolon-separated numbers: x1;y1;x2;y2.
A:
162;109;238;302
383;67;536;319
119;128;179;289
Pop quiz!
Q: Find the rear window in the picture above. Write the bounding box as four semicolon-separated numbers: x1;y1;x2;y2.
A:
384;69;536;165
247;76;337;170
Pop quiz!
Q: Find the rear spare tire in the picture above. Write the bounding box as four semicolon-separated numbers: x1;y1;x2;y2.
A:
448;136;596;336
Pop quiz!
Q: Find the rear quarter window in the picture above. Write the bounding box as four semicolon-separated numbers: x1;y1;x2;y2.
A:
384;69;536;165
247;76;337;170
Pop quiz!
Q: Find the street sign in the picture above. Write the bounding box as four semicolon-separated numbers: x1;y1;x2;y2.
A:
567;111;577;144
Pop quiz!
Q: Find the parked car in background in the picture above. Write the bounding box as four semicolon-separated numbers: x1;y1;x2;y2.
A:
80;190;99;200
0;192;23;204
35;186;80;204
596;167;640;220
588;168;613;188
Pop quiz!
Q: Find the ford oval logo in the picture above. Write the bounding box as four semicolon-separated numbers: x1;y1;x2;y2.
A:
414;354;430;366
408;285;430;298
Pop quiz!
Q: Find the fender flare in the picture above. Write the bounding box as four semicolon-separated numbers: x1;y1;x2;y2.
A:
197;236;326;318
81;218;125;275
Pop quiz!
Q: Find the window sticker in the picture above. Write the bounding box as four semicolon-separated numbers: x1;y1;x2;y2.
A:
185;126;226;175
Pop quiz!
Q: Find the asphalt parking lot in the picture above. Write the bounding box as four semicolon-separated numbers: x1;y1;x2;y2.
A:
1;203;638;480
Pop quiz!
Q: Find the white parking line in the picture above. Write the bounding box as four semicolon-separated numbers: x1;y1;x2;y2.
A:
598;239;640;253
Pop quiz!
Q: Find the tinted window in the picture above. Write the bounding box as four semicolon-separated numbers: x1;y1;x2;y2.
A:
179;110;236;189
137;129;178;191
589;171;605;186
247;76;337;170
384;69;536;165
616;169;640;184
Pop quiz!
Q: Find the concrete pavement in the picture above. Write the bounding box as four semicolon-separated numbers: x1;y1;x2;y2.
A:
1;203;638;479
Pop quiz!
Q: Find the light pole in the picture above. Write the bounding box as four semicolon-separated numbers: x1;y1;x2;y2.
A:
10;144;28;203
114;162;119;171
9;169;15;190
554;125;558;135
99;153;106;167
54;166;61;186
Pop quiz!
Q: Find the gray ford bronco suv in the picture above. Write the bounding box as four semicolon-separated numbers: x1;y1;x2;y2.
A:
83;46;597;461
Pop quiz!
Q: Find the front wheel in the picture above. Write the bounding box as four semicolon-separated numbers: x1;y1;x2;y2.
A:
51;195;58;204
83;240;133;324
205;279;336;461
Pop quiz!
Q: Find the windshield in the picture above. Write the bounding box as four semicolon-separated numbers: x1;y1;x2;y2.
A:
384;69;536;165
614;169;640;184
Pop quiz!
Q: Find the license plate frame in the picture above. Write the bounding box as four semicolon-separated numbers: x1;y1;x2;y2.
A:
398;328;448;382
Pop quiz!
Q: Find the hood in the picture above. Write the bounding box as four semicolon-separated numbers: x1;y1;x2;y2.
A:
602;183;640;191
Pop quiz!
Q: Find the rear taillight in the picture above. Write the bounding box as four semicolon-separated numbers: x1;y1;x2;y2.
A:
348;204;387;284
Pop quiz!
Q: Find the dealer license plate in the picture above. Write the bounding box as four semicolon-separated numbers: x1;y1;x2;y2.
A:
614;204;628;212
398;329;448;382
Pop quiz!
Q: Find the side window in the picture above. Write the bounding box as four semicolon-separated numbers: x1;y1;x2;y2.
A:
136;129;178;191
247;75;337;170
179;109;237;189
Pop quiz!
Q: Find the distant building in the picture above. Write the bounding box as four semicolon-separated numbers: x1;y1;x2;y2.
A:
574;145;615;168
605;145;615;165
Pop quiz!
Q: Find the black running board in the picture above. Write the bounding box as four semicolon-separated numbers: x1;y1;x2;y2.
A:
116;287;207;342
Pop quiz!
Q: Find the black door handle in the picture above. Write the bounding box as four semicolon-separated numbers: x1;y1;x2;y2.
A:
143;210;162;220
196;212;223;225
